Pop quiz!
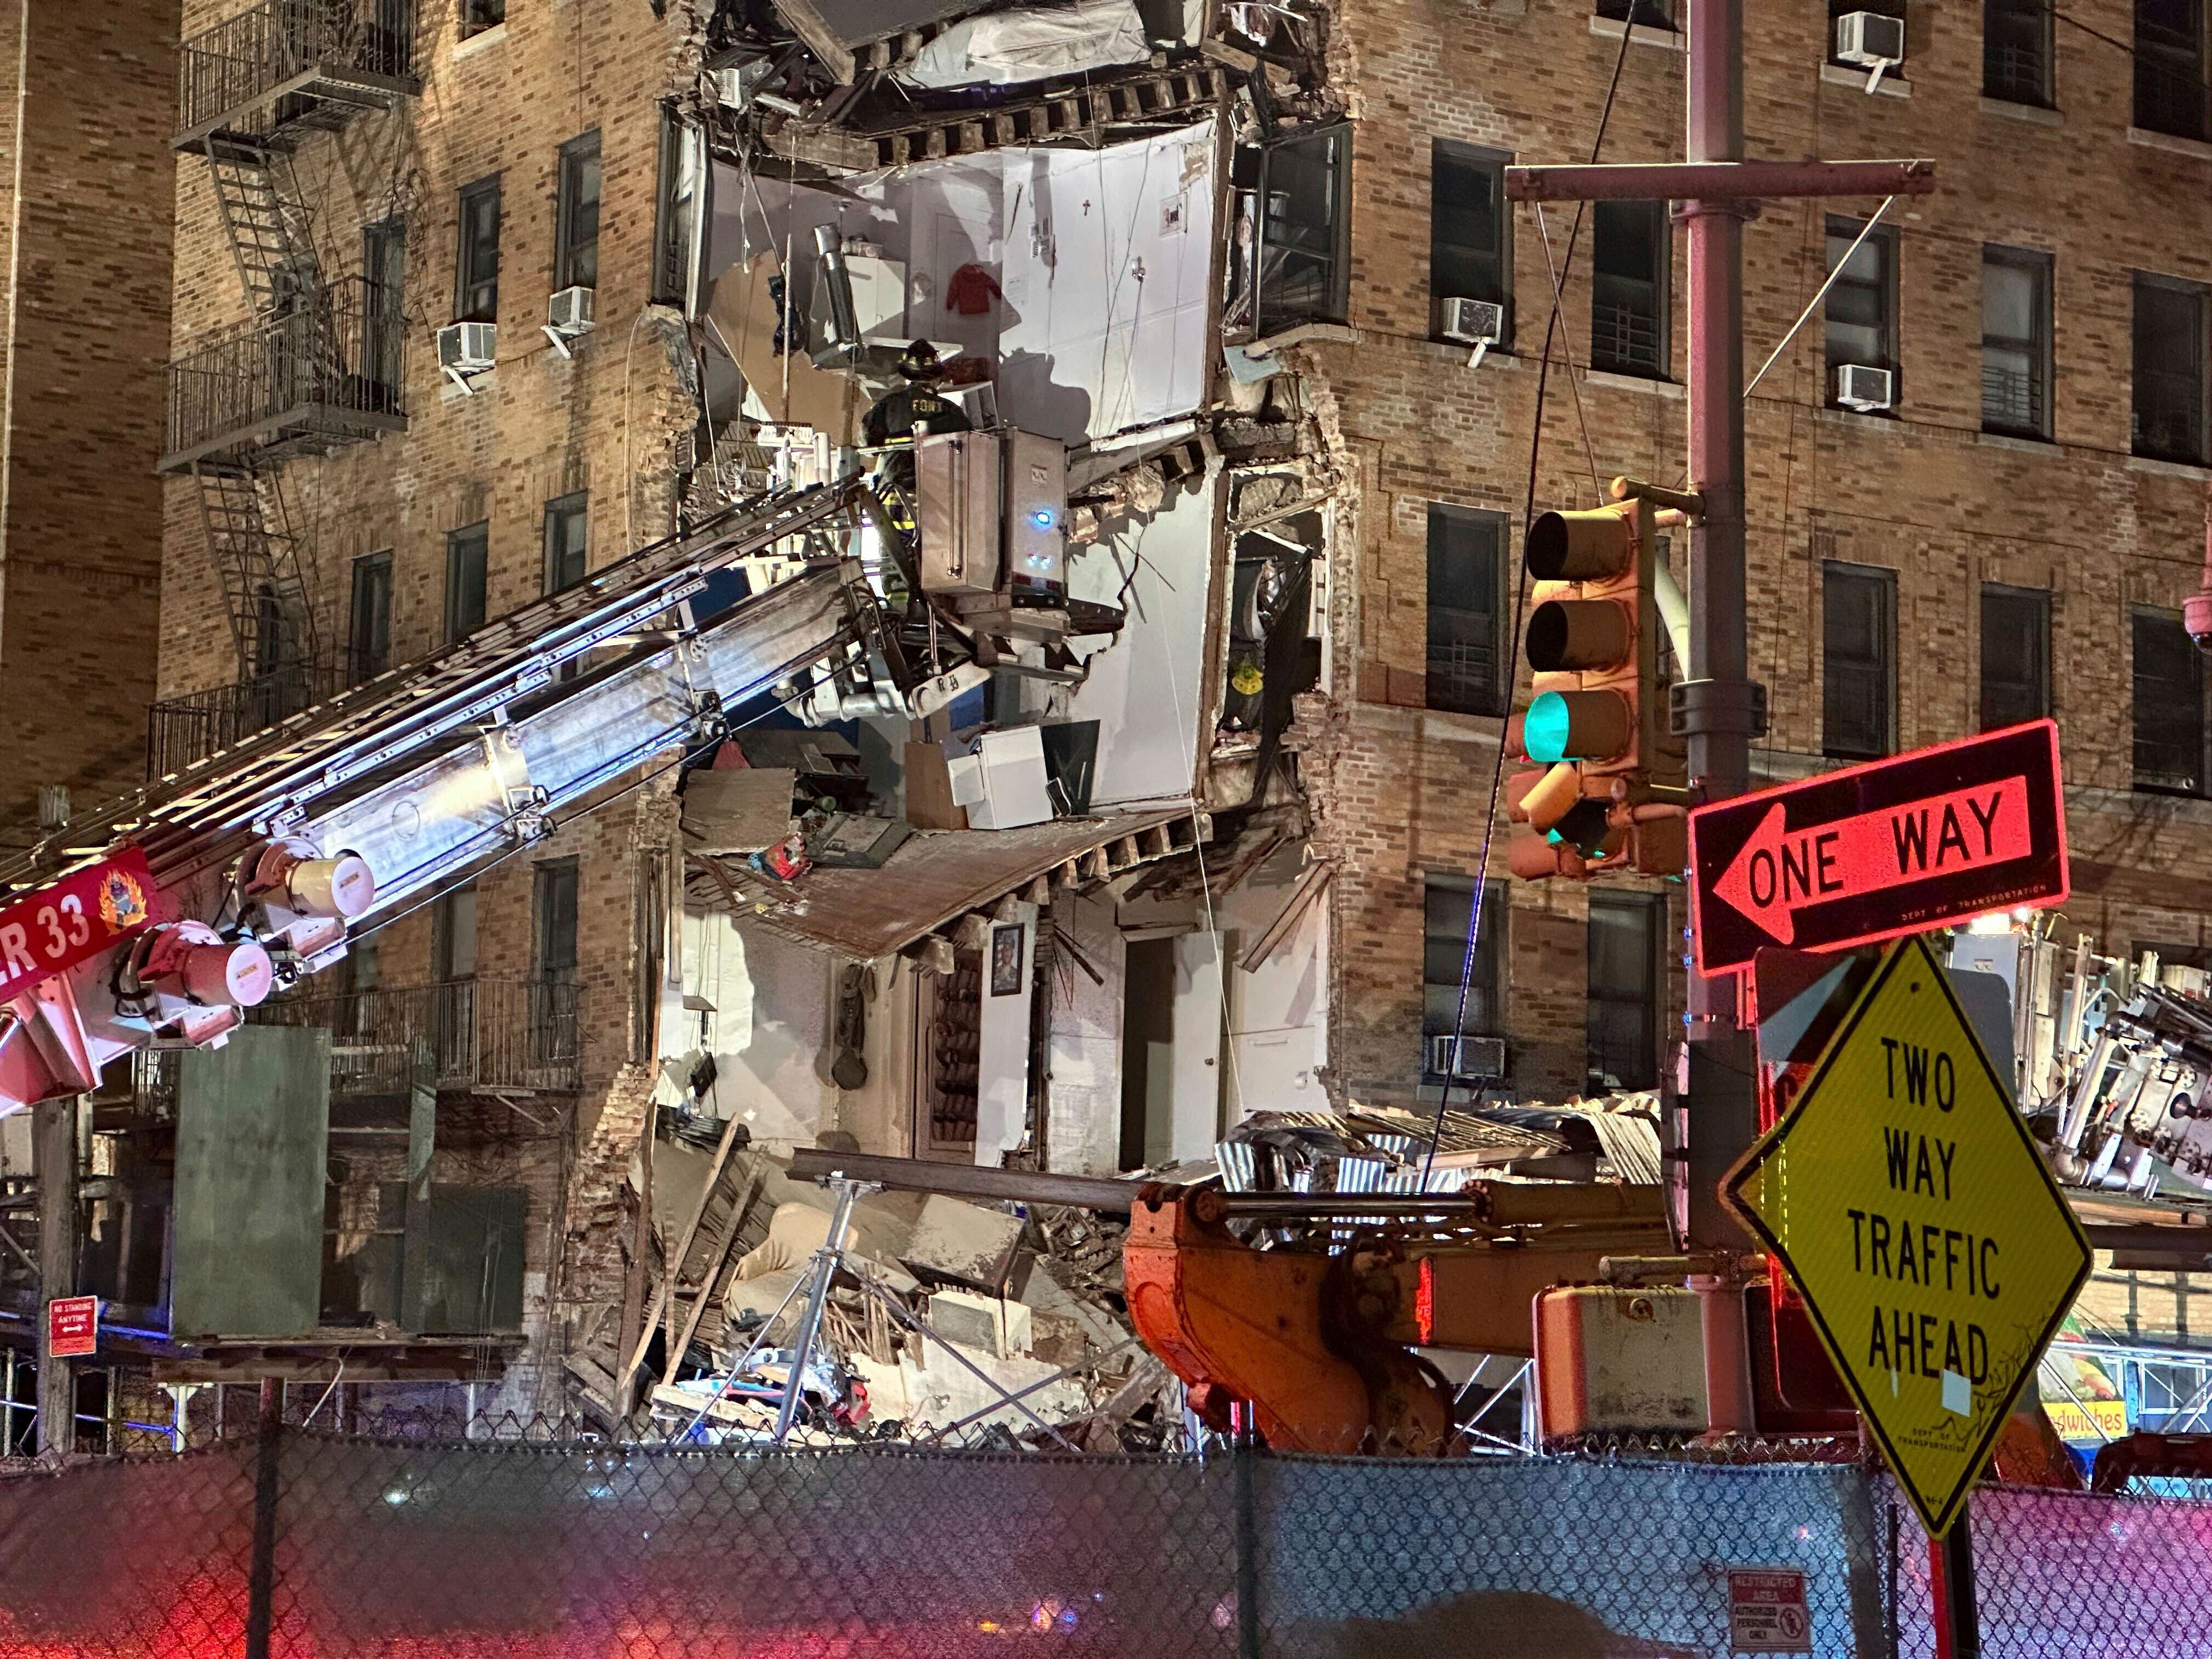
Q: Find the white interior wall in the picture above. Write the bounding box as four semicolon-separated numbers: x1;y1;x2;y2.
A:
1169;930;1223;1161
1046;473;1218;807
1221;843;1331;1119
1045;890;1125;1175
975;902;1038;1162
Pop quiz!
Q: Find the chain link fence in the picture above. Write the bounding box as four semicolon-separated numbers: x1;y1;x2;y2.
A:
2;1424;2209;1656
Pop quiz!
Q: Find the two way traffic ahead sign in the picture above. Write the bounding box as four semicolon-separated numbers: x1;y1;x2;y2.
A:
1688;720;2067;978
1722;933;2091;1536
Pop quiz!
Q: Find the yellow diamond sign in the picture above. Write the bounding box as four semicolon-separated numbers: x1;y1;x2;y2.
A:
1722;932;2091;1537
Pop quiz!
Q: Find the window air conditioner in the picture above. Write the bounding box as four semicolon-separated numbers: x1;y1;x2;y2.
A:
1836;363;1894;412
1835;12;1904;83
1427;1034;1506;1082
1441;297;1505;347
437;320;496;377
548;285;595;336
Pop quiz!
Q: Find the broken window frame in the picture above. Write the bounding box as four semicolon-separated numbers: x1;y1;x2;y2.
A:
1589;198;1669;380
651;107;705;312
1821;560;1895;761
1984;0;2055;107
555;129;601;293
1980;244;2052;441
444;520;488;644
1979;583;2052;732
1424;503;1508;719
347;549;392;684
1241;119;1352;341
2133;270;2210;465
455;174;501;324
2134;605;2208;796
1429;138;1513;346
1421;874;1504;1082
1587;889;1663;1093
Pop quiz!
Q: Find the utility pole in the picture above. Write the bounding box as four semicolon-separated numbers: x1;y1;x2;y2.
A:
32;1096;77;1459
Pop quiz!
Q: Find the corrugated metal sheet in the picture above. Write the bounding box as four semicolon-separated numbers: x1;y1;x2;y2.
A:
689;807;1197;959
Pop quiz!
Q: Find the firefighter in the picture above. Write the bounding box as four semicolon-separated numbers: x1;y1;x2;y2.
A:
861;340;972;492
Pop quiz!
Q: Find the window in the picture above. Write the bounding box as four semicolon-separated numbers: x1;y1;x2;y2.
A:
1980;246;2052;439
460;0;503;38
445;521;488;643
433;883;478;983
1590;199;1668;377
348;550;392;683
1980;584;2051;731
1422;876;1502;1077
1829;1;1906;66
2137;0;2209;140
2134;274;2210;465
1825;218;1898;399
2134;607;2207;794
544;493;588;592
1430;140;1511;342
1595;0;1674;27
455;176;500;323
362;217;404;410
533;860;580;980
555;131;601;292
1984;0;2053;106
1248;122;1351;339
1425;504;1507;717
1822;561;1895;760
1588;891;1662;1093
652;110;698;308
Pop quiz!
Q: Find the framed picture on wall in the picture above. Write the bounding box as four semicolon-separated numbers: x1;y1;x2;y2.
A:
990;923;1024;996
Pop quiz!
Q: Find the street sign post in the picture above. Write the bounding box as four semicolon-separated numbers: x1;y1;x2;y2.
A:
1688;721;2067;979
1721;932;2092;1536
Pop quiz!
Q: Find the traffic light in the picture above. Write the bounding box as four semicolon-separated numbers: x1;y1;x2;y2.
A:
1505;483;1688;881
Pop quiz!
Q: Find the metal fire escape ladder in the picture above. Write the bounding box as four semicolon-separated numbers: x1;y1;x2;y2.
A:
202;139;320;323
190;462;324;679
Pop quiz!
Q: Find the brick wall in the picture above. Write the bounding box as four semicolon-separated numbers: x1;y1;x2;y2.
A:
0;1;176;824
1311;0;2212;1105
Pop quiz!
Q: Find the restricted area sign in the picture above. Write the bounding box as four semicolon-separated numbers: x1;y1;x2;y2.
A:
46;1295;98;1359
1688;720;2066;978
1722;933;2091;1537
1726;1567;1811;1654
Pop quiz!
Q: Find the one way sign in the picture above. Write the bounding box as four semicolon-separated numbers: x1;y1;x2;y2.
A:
1689;720;2067;978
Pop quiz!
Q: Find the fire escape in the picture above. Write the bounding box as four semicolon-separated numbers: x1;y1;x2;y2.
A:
154;0;419;775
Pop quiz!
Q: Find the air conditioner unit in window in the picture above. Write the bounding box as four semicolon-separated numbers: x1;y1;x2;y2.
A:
1441;297;1505;347
1835;11;1904;88
544;286;595;356
436;321;496;388
1427;1034;1506;1082
1836;363;1894;412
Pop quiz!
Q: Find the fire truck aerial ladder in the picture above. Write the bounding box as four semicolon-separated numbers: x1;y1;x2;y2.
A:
0;477;957;1116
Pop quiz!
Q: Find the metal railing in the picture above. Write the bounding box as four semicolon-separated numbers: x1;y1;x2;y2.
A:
254;977;584;1096
145;660;351;779
1591;298;1664;377
163;274;406;470
1983;41;2049;108
178;0;415;140
1979;358;2044;439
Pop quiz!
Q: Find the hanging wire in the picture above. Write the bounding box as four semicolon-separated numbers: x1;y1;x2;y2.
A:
1423;16;1637;1188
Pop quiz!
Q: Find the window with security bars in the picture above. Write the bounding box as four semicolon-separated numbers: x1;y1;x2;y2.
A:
1980;584;2051;731
2134;607;2207;795
1430;140;1511;344
2137;0;2210;141
1422;875;1502;1078
1588;891;1661;1092
2134;273;2210;464
1825;218;1897;398
1984;0;2053;105
1981;246;2052;439
1822;561;1894;760
1590;199;1668;378
1425;503;1506;717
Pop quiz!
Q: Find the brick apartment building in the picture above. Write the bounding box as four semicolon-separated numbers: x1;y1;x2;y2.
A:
0;4;176;834
1302;0;2212;1112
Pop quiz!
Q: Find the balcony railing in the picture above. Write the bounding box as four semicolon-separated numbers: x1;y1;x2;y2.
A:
254;978;584;1097
162;275;407;472
178;0;417;146
146;660;352;779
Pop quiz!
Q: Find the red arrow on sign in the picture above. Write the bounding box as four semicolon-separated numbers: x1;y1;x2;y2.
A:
1711;774;2034;945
